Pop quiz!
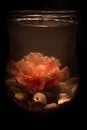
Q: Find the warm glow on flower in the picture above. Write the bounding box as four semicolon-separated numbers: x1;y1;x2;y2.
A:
7;52;69;91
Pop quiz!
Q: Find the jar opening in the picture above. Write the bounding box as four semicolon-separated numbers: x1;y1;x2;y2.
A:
7;10;79;27
8;10;79;19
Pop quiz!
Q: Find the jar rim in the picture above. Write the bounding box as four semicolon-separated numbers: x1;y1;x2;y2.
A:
8;10;78;14
7;10;79;27
8;10;79;18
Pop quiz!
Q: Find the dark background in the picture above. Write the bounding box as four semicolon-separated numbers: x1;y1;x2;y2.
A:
0;0;86;127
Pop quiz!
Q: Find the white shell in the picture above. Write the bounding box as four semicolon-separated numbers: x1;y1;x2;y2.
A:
58;93;71;104
33;92;47;105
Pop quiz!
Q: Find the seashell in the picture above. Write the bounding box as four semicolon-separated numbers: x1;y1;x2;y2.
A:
66;77;80;92
33;92;47;105
58;93;71;104
58;77;80;95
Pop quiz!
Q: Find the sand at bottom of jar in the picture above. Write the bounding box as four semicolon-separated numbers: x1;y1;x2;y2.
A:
5;77;80;112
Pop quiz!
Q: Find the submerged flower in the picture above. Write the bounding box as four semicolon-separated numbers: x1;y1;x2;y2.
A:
7;52;69;91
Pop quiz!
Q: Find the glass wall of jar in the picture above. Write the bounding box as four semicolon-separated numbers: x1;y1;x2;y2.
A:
5;10;80;112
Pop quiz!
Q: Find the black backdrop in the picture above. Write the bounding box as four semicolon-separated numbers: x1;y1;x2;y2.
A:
0;0;86;127
0;0;81;11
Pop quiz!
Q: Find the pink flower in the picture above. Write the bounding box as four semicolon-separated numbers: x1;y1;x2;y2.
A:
7;52;69;91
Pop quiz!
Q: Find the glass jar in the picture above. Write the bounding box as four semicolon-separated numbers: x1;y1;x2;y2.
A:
5;10;80;112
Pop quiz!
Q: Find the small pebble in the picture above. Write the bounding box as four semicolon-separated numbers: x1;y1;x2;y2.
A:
15;92;27;100
44;103;58;110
